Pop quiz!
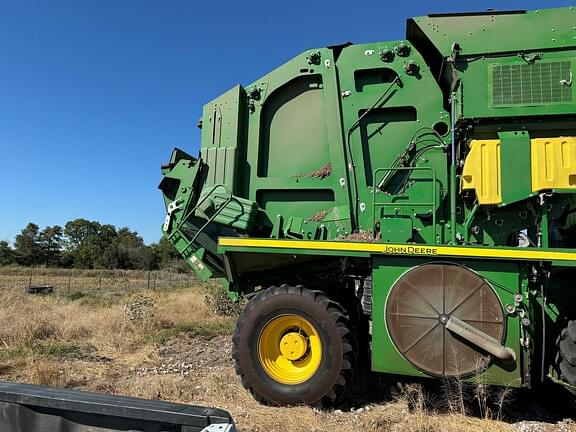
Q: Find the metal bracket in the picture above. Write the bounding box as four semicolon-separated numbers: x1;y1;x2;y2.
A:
163;199;182;232
517;51;542;64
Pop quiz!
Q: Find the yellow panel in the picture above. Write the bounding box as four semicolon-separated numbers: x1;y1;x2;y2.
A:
461;139;502;205
531;137;576;192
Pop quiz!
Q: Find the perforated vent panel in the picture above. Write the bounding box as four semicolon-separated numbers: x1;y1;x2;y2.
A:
491;61;572;107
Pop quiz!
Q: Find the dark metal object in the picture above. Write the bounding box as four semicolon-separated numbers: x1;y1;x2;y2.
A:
0;381;235;432
379;48;394;62
360;276;372;316
394;42;411;57
386;264;505;377
403;61;420;76
26;286;54;294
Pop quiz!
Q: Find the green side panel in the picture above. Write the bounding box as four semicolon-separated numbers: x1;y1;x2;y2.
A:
256;189;334;218
499;131;533;205
335;41;449;240
408;7;576;56
203;147;237;188
257;74;327;177
201;85;246;191
371;257;523;387
380;217;413;243
243;48;353;237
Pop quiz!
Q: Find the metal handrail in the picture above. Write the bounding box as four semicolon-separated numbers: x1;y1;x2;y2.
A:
372;166;438;242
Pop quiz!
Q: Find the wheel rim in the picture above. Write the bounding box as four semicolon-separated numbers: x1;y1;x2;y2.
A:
258;314;322;385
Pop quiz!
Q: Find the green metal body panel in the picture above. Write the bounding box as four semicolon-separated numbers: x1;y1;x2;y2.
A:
408;7;576;57
335;41;449;242
243;48;353;238
201;85;245;192
159;6;576;390
499;131;533;206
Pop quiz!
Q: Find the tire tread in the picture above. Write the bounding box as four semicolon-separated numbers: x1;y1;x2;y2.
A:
556;320;576;400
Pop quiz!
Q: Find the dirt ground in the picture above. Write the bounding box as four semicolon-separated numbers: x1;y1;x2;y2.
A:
0;269;574;432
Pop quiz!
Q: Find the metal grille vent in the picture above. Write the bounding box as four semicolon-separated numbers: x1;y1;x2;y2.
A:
491;61;572;106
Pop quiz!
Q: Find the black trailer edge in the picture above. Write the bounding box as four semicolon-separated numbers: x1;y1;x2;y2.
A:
0;381;236;432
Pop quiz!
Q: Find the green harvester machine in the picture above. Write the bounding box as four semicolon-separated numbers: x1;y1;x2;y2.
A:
159;7;576;406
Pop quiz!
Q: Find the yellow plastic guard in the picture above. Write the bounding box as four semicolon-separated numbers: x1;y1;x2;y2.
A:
461;139;502;205
531;137;576;192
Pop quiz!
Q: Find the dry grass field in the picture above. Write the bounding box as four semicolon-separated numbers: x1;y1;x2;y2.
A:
0;268;574;432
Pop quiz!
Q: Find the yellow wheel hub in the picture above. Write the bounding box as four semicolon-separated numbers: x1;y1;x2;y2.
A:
258;314;322;385
279;332;308;360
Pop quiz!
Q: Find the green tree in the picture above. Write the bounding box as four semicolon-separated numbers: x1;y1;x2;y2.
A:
14;223;41;266
64;219;100;250
115;227;148;269
39;225;63;266
74;235;104;268
0;241;15;265
63;219;123;269
151;237;185;271
94;224;119;268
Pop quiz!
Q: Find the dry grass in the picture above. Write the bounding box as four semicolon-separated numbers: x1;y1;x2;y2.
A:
0;270;573;432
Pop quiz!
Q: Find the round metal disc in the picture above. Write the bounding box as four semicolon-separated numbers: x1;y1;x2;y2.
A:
386;263;505;377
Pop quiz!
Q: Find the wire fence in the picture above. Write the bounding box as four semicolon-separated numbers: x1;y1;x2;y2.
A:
0;268;197;295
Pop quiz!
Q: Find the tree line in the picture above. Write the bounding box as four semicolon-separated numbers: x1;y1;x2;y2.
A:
0;219;184;271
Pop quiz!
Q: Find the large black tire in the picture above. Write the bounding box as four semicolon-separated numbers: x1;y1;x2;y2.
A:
232;284;356;406
557;320;576;400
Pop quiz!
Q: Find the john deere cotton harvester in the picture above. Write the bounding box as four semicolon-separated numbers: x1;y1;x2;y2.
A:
159;6;576;406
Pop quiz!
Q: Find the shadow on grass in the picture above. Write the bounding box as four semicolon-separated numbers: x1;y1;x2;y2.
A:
349;373;575;424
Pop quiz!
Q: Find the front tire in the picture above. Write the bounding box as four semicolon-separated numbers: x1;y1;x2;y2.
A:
232;285;356;406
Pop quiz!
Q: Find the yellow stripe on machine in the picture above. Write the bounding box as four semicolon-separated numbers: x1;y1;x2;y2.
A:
218;237;576;263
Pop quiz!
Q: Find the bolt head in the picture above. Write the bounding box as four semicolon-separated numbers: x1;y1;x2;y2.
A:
395;43;411;57
404;60;420;76
380;48;394;62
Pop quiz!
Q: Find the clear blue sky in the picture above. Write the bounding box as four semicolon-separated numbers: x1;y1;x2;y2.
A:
0;0;571;245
